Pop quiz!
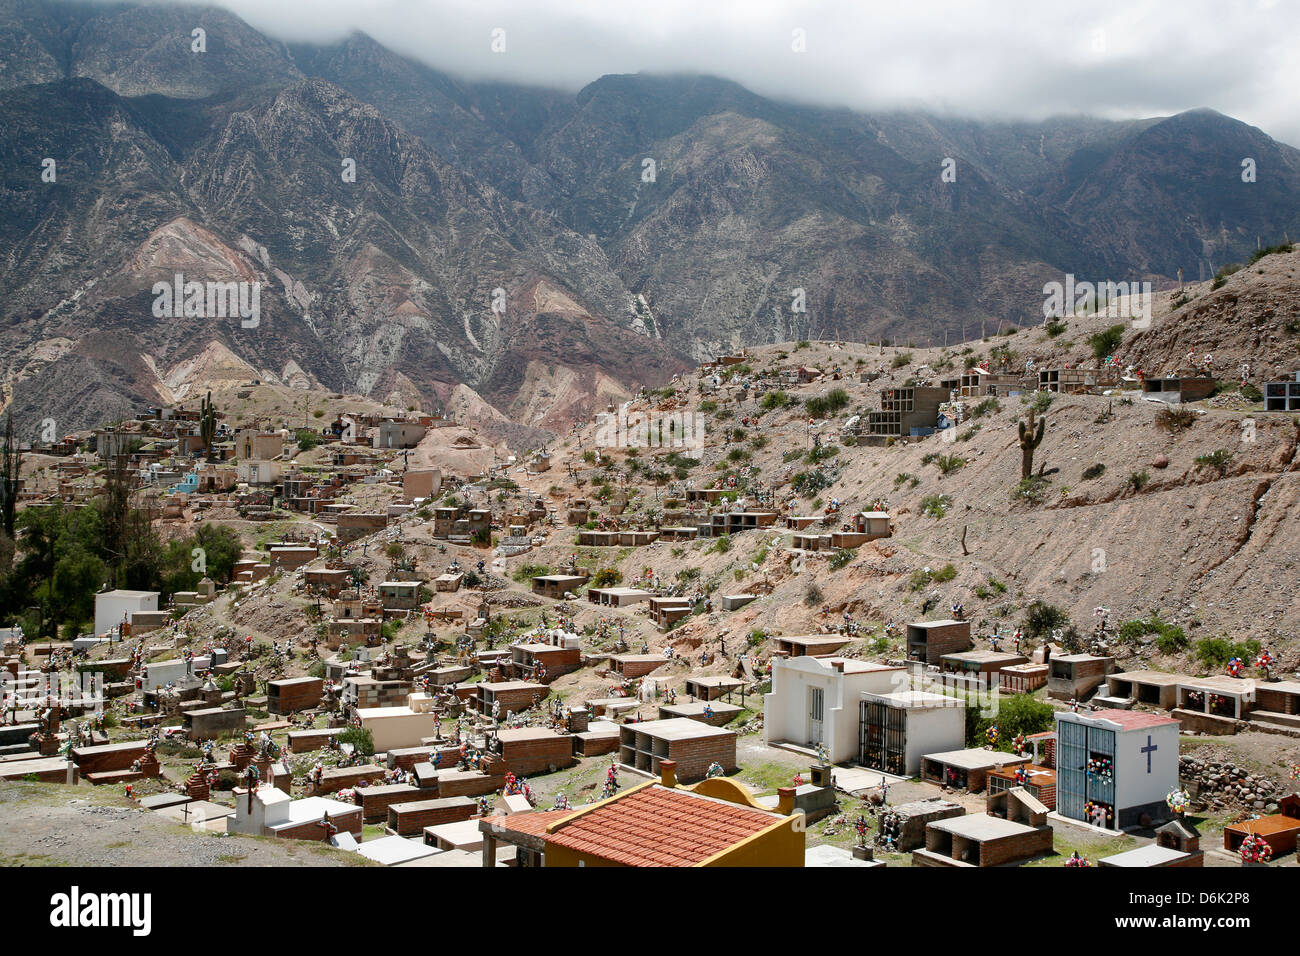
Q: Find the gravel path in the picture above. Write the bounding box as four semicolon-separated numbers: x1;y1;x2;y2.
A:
0;782;367;867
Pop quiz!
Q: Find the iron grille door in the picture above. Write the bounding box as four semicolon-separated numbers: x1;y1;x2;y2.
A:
1057;718;1088;822
860;700;885;769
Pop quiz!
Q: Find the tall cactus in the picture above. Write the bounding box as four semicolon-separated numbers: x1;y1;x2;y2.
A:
1018;407;1046;478
199;391;217;461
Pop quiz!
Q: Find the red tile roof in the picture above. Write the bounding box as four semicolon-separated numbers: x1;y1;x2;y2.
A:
544;785;781;866
484;809;571;838
1086;710;1180;730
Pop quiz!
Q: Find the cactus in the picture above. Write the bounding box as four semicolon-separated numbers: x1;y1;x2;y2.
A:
199;391;217;460
1018;407;1046;478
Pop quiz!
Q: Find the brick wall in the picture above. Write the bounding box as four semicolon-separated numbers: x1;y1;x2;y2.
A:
273;807;362;841
388;797;477;836
977;827;1054;866
358;784;427;823
71;741;148;774
314;764;385;794
435;768;507;798
288;728;338;753
665;734;737;782
493;734;575;776
268;678;323;714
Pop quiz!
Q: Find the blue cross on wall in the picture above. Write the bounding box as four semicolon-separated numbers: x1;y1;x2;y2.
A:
1140;735;1157;773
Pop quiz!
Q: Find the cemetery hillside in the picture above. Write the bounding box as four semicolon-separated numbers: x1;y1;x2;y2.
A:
2;244;1299;872
2;0;1300;898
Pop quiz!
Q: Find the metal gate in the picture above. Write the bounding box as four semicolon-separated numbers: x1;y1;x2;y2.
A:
1057;719;1115;823
859;700;906;775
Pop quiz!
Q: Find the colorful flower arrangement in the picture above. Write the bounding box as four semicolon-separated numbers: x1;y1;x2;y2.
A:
706;761;725;779
1290;765;1300;782
552;793;570;811
1086;756;1113;778
1226;657;1244;678
1084;801;1114;825
1012;733;1027;756
985;725;999;746
1166;790;1190;815
854;815;871;847
1064;851;1091;867
598;761;620;800
1239;832;1272;864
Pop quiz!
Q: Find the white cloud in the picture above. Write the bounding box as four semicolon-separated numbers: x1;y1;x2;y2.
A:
199;0;1300;146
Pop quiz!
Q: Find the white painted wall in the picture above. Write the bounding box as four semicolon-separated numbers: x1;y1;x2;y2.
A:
903;703;966;775
763;658;904;764
358;707;440;752
1115;723;1180;812
93;591;158;639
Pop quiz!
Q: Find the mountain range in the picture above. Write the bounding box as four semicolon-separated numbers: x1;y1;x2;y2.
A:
2;0;1300;441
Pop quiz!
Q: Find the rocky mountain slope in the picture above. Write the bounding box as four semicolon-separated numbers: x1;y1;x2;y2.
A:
2;0;1299;446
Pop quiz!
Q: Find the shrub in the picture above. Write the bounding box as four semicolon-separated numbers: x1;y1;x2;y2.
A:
759;391;791;411
590;567;622;588
1247;241;1293;264
1118;616;1187;653
828;549;855;571
1023;600;1069;640
968;693;1055;749
1210;263;1242;290
338;726;375;756
915;564;967;587
891;352;912;369
1087;324;1126;363
1044;320;1067;337
935;454;966;475
1025;390;1054;413
512;562;552;583
1154;406;1196;432
1128;470;1150;492
1013;475;1051;503
1194;448;1233;476
920;494;950;518
1194;637;1259;669
971;398;1001;419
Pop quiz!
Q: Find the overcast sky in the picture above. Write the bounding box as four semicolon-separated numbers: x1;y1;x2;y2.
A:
205;0;1300;146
